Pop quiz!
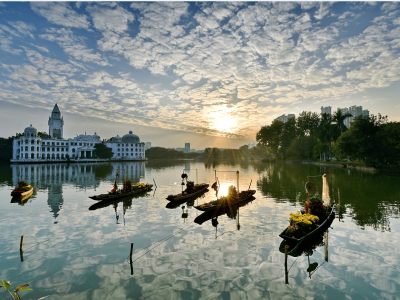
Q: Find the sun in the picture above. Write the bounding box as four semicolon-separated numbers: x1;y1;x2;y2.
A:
210;112;238;133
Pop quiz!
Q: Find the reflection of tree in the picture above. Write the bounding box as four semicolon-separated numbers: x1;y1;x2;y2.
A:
256;162;400;231
92;163;113;179
145;160;187;170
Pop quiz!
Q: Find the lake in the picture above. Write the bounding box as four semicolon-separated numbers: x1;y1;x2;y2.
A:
0;160;399;300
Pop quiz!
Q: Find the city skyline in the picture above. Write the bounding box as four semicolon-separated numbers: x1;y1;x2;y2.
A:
1;2;400;149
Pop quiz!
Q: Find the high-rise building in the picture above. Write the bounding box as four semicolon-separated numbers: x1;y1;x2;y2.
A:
321;106;331;115
184;143;190;154
338;105;369;128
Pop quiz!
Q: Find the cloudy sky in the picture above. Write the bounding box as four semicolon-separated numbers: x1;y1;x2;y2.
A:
1;2;400;149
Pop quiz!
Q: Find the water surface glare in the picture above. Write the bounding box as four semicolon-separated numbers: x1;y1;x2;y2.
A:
0;161;399;299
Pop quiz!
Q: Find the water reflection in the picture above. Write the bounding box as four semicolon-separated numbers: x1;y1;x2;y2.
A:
256;162;400;231
11;162;146;219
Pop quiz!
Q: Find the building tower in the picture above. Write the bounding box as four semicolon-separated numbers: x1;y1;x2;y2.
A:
48;103;64;139
185;143;190;154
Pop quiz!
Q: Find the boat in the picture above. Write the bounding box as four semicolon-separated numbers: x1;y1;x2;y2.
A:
195;189;256;212
166;171;209;202
11;181;34;199
89;183;153;201
89;169;153;202
194;196;255;225
279;206;335;244
165;189;208;209
279;174;335;244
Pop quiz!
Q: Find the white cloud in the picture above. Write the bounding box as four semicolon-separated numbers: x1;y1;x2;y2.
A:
30;2;90;29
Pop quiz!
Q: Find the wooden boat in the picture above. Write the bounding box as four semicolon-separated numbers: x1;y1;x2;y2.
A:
279;206;335;244
195;189;256;212
194;196;255;225
165;189;208;209
89;184;153;202
11;181;34;200
166;183;209;202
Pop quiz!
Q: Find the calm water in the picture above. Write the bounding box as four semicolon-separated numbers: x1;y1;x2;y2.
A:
0;161;399;300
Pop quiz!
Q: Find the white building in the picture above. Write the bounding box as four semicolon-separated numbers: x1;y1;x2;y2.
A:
11;104;146;163
274;114;295;123
338;105;369;128
105;131;145;160
321;106;331;115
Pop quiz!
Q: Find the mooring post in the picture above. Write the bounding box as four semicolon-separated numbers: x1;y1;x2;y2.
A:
284;245;289;284
20;235;24;250
130;243;134;275
20;249;24;262
338;189;340;206
153;178;157;189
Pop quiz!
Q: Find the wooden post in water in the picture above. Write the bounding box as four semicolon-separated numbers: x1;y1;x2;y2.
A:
284;245;289;284
130;243;134;275
338;189;340;206
324;231;329;262
236;171;239;193
20;235;24;250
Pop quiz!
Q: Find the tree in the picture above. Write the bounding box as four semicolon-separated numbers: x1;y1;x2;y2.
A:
331;110;352;142
317;113;333;158
256;120;284;153
280;117;297;155
296;111;320;137
286;136;318;160
93;143;113;159
335;114;392;167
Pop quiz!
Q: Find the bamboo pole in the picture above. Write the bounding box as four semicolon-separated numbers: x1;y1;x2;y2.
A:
130;243;134;275
284;245;289;284
20;235;24;250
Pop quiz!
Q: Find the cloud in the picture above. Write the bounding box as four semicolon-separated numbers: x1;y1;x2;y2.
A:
40;28;110;66
30;2;90;29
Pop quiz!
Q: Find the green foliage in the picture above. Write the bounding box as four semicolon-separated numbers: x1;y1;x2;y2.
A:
286;136;318;160
146;147;195;159
1;279;33;300
296;111;320;137
93;143;113;159
335;114;399;167
256;120;284;153
37;132;51;138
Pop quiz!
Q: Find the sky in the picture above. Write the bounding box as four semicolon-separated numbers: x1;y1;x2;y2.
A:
1;2;400;149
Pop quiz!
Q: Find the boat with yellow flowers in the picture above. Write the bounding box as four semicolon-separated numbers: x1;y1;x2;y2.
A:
166;171;209;202
11;181;34;200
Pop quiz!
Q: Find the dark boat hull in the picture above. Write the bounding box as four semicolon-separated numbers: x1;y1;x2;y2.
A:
166;189;208;209
279;206;335;244
195;190;256;212
89;185;153;202
166;185;209;202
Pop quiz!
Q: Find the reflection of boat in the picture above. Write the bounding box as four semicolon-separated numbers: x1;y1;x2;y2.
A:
165;189;208;209
194;196;255;225
195;190;256;212
89;192;149;211
281;228;331;284
280;206;335;243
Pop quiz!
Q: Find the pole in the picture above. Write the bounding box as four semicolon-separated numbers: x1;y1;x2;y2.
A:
196;169;198;185
20;235;24;250
237;171;239;193
130;243;134;275
215;170;217;181
153;178;157;189
284;245;289;284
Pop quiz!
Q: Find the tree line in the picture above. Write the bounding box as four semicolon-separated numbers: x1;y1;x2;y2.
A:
256;111;400;168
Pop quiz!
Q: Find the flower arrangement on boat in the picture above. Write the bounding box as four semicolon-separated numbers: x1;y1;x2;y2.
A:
197;185;254;210
284;196;330;239
13;181;32;192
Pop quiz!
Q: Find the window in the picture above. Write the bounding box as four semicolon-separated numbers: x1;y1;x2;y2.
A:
37;140;40;144
131;144;133;146
21;147;23;151
56;154;60;159
79;143;82;146
57;142;60;145
31;146;35;151
61;154;64;159
18;141;20;145
52;147;55;152
37;147;39;151
57;148;59;152
52;142;55;146
25;153;28;159
118;144;120;146
72;148;75;153
31;140;35;144
126;148;128;152
52;153;55;159
42;154;45;159
47;147;50;151
118;153;120;156
117;148;120;152
61;148;64;151
66;147;69;151
131;148;133;151
31;153;34;159
47;154;50;159
61;142;64;146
